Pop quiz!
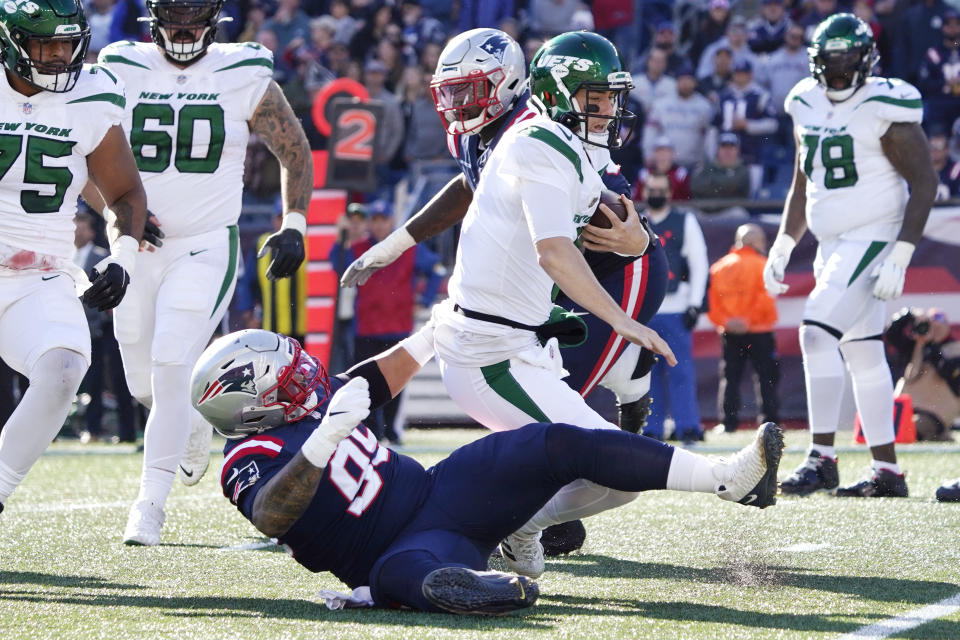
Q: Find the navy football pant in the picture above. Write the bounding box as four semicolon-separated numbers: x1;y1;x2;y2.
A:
369;423;674;611
555;248;668;397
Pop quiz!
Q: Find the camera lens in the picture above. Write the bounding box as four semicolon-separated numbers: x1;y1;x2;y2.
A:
915;320;930;335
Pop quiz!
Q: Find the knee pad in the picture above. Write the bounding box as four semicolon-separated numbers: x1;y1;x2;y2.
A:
839;339;888;384
28;348;87;398
799;323;843;374
125;369;153;403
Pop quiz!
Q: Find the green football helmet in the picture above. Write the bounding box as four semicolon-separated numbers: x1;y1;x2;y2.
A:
529;31;635;149
808;13;878;102
0;0;89;92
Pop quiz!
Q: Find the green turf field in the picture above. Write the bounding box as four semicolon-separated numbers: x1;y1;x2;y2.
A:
1;428;958;639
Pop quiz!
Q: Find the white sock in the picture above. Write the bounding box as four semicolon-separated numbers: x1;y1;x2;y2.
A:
516;480;638;537
810;444;836;459
873;460;902;475
665;447;719;493
134;363;193;509
0;349;86;503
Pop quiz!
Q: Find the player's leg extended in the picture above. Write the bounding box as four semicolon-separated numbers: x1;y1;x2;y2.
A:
0;275;89;507
125;228;238;544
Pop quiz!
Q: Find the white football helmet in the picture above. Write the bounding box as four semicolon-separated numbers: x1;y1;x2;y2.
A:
430;28;526;136
190;330;331;439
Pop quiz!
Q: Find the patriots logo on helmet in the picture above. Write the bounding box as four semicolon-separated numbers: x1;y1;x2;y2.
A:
198;362;257;405
479;34;509;63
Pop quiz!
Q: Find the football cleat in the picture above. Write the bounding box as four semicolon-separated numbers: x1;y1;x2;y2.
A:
179;418;213;486
541;519;586;557
421;567;539;615
123;499;165;546
715;422;784;508
499;530;544;579
618;394;652;434
836;468;908;498
936;479;960;502
779;450;840;496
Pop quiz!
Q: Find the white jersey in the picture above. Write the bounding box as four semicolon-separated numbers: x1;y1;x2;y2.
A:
99;41;273;239
0;65;124;262
786;76;923;242
437;115;604;366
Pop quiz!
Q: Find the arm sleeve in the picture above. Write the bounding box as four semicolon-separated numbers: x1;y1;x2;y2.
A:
681;213;710;308
221;438;289;514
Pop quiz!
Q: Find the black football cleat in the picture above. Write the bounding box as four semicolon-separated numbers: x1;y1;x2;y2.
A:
835;468;908;498
421;567;539;615
779;450;839;496
715;422;784;509
936;479;960;502
619;394;652;434
541;519;586;556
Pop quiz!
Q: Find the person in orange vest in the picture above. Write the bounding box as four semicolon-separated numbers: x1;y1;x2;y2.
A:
707;223;780;433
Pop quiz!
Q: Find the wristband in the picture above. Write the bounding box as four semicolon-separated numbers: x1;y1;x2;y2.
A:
770;234;797;256
887;241;915;268
300;428;338;468
280;211;307;235
108;235;139;277
399;324;435;366
380;227;416;256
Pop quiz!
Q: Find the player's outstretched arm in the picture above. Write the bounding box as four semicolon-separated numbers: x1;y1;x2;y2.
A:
340;321;435;408
881;122;937;246
340;174;472;287
250;81;313;280
536;236;677;365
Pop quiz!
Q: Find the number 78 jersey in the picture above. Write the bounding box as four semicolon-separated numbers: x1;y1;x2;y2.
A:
785;76;923;242
98;41;274;239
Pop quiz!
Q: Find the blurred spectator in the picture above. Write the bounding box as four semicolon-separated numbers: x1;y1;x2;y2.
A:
295;17;339;92
400;0;447;58
691;132;751;199
326;39;353;77
73;213;135;444
524;36;546;65
641;21;689;77
328;203;370;374
917;9;960;132
756;23;809;120
885;307;959;441
529;0;589;38
498;16;521;41
697;45;733;105
263;0;312;55
643;63;713;169
894;0;949;83
350;200;445;444
86;0;116;57
707;223;780;433
748;0;789;54
350;3;396;61
108;0;148;43
929;130;960;200
257;28;296;84
457;0;515;32
642;173;709;443
419;41;442;73
420;0;454;23
713;59;778;196
329;0;359;44
375;36;409;90
363;59;406;170
799;0;839;43
237;2;268;42
592;0;636;64
401;68;448;163
696;16;759;80
633;137;693;201
631;47;677;114
610;91;647;182
686;0;731;69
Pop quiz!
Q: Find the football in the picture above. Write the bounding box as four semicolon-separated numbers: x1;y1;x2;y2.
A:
588;189;630;229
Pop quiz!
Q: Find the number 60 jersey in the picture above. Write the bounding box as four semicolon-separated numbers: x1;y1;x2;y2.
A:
785;76;923;243
98;41;274;239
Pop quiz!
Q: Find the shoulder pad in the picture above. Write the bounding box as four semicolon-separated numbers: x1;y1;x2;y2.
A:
209;42;275;75
98;41;154;71
785;77;817;113
513;121;584;181
865;76;921;100
68;65;126;108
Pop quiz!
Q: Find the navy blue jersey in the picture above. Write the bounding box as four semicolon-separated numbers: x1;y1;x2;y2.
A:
220;376;431;588
713;84;777;164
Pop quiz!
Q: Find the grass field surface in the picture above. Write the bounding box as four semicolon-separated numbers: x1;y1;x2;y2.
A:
1;428;958;639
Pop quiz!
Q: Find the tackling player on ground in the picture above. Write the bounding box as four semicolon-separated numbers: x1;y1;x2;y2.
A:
0;0;146;514
192;326;783;615
84;0;313;545
764;14;936;497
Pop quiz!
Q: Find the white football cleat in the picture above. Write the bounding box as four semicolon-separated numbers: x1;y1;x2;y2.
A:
714;422;784;509
123;499;165;546
179;418;213;486
499;530;545;579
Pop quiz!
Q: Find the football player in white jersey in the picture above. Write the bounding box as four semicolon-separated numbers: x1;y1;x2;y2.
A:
763;14;937;498
85;0;313;545
0;0;146;515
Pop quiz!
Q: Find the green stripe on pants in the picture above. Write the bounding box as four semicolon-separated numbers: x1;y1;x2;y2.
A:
210;225;239;318
480;360;551;423
847;240;887;286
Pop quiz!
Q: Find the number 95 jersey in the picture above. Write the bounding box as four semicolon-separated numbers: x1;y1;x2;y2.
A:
98;41;274;239
786;76;923;243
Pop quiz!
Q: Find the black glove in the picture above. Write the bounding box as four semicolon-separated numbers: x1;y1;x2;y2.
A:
142;213;165;248
258;228;305;280
683;306;700;331
81;262;130;311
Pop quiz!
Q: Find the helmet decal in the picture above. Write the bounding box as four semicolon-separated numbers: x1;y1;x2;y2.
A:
197;362;257;405
478;33;510;63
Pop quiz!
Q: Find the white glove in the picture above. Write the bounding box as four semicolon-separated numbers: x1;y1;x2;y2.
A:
340;227;415;287
872;241;914;301
300;377;371;467
763;234;797;296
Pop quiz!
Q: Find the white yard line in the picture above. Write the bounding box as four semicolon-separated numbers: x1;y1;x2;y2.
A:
216;540;277;552
835;592;960;640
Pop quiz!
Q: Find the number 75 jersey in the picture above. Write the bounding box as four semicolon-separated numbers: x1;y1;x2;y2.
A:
785;76;923;243
98;41;274;239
